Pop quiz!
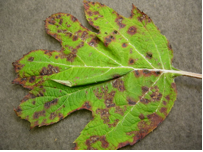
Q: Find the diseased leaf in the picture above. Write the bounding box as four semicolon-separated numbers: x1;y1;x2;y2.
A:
12;1;201;150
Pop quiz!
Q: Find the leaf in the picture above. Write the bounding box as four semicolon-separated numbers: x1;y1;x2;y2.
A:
13;1;189;150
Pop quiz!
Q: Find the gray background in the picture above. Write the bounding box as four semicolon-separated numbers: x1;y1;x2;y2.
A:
0;0;202;150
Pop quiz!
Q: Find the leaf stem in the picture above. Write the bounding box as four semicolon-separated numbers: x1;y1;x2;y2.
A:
173;70;202;79
160;69;202;79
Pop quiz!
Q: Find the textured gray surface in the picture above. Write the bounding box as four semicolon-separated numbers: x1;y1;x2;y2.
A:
0;0;202;150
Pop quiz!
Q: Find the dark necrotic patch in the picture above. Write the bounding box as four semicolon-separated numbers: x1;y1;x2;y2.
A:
127;26;137;35
44;98;58;109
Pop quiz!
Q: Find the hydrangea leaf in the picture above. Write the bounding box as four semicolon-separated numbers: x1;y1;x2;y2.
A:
12;0;200;150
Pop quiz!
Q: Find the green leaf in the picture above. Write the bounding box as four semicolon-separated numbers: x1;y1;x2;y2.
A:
13;1;183;150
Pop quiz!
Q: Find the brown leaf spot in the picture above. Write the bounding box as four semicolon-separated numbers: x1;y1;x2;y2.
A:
50;112;57;120
150;90;162;101
146;52;153;59
134;70;141;77
115;106;125;115
33;110;45;119
93;88;103;99
58;113;64;120
72;35;78;41
130;48;133;54
81;31;88;40
14;107;22;113
108;119;119;128
59;19;63;25
142;70;151;77
122;43;127;48
12;61;24;72
41;119;47;126
127;97;136;105
113;30;118;34
168;41;173;50
163;101;167;105
85;136;100;150
112;79;125;92
97;108;110;124
67;53;77;62
104;35;115;47
100;136;109;148
32;101;36;105
139;114;145;120
93;11;99;15
115;16;126;29
104;91;116;108
142;86;149;94
44;98;58;109
71;16;77;22
165;95;170;101
128;58;136;65
87;11;93;16
154;71;161;76
56;14;61;19
82;101;91;110
29;76;36;83
127;26;137;35
171;82;177;93
28;57;34;62
140;98;150;104
113;74;120;79
88;37;99;47
40;64;59;75
160;107;167;116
